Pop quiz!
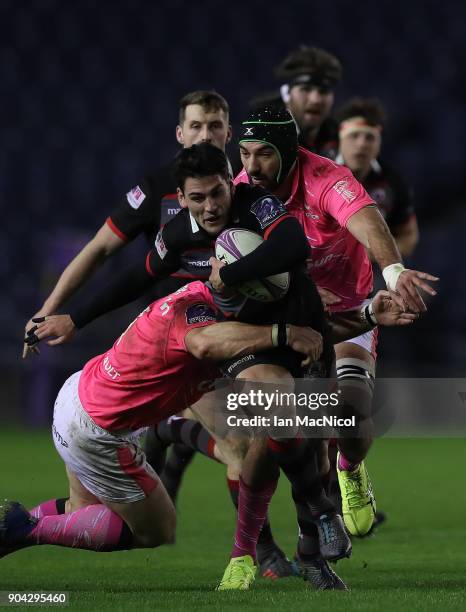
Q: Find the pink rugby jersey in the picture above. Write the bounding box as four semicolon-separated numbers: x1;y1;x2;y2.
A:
78;282;221;431
235;148;374;312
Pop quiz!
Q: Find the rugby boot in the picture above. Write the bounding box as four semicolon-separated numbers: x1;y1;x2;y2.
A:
257;544;300;579
337;453;376;536
314;512;352;561
295;553;348;590
0;501;37;546
216;555;257;590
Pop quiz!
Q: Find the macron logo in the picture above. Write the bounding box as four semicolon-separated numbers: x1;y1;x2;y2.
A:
332;179;356;204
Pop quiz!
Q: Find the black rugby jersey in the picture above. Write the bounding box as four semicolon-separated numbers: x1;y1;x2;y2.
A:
106;161;181;246
335;156;416;229
71;183;331;369
147;183;300;284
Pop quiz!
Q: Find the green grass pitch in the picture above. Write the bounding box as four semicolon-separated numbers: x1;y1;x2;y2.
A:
1;430;465;611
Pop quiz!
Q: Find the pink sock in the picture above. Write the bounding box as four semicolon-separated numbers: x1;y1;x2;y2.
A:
27;504;132;551
231;477;278;560
30;498;65;519
338;452;359;472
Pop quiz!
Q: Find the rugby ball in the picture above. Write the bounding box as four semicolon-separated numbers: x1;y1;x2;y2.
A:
215;228;289;302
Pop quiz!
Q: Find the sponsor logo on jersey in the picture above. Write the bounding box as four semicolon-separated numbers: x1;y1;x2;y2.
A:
332;179;356;203
186;303;217;325
126;185;146;209
177;249;214;278
155;231;168;259
226;353;255;374
306;253;338;269
251;196;286;229
160;195;182;225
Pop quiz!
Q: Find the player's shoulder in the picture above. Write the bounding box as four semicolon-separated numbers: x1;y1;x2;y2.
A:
142;160;177;194
160;207;191;243
172;283;219;320
234;182;267;204
235;183;282;208
123;162;175;214
299;147;350;185
234;184;286;224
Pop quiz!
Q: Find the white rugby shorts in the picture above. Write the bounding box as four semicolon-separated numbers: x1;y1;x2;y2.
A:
52;371;159;503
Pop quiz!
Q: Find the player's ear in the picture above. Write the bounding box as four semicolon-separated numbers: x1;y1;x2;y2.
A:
229;179;235;198
176;125;184;145
226;124;233;144
177;187;187;208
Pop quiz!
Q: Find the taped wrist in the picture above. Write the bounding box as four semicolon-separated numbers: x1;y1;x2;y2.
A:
382;263;406;291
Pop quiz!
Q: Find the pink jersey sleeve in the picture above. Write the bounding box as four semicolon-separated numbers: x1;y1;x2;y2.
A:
321;171;375;227
171;297;221;353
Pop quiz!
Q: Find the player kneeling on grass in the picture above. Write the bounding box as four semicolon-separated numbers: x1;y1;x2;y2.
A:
0;280;325;557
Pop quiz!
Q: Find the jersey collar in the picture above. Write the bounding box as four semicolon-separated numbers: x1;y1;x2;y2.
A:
189;211;200;234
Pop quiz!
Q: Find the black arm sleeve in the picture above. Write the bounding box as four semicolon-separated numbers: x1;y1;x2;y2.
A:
68;259;154;329
219;217;309;286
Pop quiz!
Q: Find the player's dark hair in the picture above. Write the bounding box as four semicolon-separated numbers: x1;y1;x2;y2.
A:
178;90;230;123
336;97;386;127
276;45;342;88
173;143;230;190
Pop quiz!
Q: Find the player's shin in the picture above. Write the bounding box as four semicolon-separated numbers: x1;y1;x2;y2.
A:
231;438;279;560
0;501;133;552
335;358;377;536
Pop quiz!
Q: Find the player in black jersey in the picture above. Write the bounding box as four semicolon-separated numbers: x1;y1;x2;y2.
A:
335;97;419;258
28;144;416;589
28;142;346;586
23;90;232;356
249;45;342;158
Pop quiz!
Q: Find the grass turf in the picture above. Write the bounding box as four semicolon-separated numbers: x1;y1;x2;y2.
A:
1;431;465;611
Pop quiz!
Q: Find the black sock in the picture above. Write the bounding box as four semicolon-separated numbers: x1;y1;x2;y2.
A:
161;443;196;502
156;418;216;459
267;438;334;516
55;498;68;514
116;521;134;550
144;425;169;474
292;489;320;559
326;444;342;513
257;519;277;557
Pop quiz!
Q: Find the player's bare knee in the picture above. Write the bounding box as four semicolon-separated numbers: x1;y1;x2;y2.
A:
133;513;176;548
217;435;251;467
